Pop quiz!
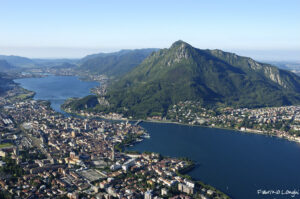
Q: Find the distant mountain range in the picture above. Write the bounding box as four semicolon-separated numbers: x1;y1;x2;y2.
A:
0;49;158;94
78;49;158;77
3;41;300;118
0;60;16;72
32;58;79;68
0;49;158;77
0;55;35;68
1;48;300;77
78;40;300;118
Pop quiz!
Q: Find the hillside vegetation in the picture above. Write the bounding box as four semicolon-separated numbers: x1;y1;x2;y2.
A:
67;41;300;118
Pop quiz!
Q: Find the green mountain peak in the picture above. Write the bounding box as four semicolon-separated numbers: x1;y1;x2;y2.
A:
69;41;300;118
170;40;190;48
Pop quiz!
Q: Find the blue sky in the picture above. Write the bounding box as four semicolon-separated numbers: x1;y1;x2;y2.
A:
0;0;299;60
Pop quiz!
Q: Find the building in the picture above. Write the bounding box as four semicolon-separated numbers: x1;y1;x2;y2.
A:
0;161;6;167
0;150;6;157
111;144;115;161
178;183;194;195
144;190;153;199
161;188;168;196
184;179;195;188
13;146;19;156
67;192;79;199
70;152;76;159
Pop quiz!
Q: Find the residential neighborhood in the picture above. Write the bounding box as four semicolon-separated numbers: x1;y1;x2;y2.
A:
164;101;300;143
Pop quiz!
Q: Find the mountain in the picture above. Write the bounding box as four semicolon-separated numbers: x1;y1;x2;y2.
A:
0;60;16;72
32;58;79;67
0;55;35;68
79;49;158;77
0;73;15;95
92;40;300;118
48;62;77;69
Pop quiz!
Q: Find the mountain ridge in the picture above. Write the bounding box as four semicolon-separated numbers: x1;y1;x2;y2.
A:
78;48;159;77
0;55;35;68
98;40;300;118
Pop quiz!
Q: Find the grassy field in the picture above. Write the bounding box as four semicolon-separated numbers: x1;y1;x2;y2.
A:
13;92;35;100
0;143;13;148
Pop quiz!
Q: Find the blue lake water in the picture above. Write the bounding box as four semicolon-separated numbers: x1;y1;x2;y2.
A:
14;75;99;113
130;122;300;199
14;75;300;199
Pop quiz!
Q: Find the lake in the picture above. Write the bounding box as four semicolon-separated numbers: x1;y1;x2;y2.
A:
14;75;99;113
15;75;300;199
131;122;300;199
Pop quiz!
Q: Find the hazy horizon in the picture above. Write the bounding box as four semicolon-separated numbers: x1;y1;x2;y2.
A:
1;46;300;62
1;0;299;60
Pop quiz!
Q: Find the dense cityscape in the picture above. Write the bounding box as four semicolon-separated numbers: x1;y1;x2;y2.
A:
0;84;229;199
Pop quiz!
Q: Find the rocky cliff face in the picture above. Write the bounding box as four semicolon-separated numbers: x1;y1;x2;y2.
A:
263;66;287;88
207;48;295;90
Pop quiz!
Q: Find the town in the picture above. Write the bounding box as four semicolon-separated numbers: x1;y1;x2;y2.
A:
70;99;300;144
0;86;228;199
166;101;300;143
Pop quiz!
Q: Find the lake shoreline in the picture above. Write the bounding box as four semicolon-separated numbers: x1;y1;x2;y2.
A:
142;119;300;144
15;75;300;199
64;109;300;145
14;76;232;198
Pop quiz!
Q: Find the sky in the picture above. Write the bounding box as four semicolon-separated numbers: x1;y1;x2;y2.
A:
0;0;299;60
